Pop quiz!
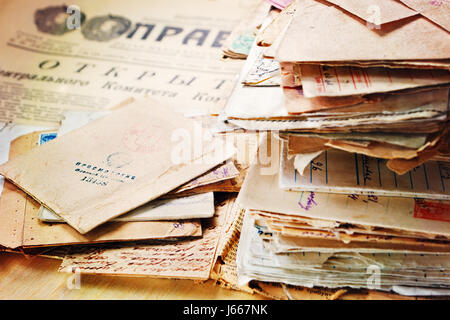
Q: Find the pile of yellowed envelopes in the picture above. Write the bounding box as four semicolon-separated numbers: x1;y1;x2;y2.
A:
0;98;249;281
222;0;450;298
225;0;450;175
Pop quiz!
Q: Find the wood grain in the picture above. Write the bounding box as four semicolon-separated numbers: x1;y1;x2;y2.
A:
0;252;262;300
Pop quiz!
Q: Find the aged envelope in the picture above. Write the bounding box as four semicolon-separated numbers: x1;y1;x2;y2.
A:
326;0;418;26
38;192;215;223
57;109;241;197
171;161;240;193
58;193;236;280
327;0;450;32
0;98;234;234
299;64;450;98
237;150;450;238
283;87;364;115
285;132;429;150
399;0;450;32
275;0;450;63
0;131;202;249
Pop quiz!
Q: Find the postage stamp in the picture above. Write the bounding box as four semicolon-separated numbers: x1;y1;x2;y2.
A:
414;199;450;223
39;132;58;145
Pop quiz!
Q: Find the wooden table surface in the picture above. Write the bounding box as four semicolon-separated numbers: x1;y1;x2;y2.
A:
0;252;262;300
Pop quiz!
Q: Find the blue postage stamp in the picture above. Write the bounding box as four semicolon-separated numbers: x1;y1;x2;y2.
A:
39;132;58;145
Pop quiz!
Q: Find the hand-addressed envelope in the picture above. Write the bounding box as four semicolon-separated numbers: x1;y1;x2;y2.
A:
0;98;234;234
57;109;240;197
0;131;202;249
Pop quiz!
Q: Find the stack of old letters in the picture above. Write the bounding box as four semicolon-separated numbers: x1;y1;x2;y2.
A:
223;0;450;175
1;0;450;300
0;97;249;281
0;0;263;287
225;0;450;299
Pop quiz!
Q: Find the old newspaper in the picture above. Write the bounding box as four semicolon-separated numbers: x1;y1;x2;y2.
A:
0;0;252;125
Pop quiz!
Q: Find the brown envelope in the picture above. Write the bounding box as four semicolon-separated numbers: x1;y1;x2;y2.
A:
274;234;450;253
0;98;234;234
387;129;450;174
398;0;450;32
299;64;450;97
0;131;202;249
57;193;237;280
264;223;450;250
275;0;450;63
326;1;450;32
326;0;418;25
284;86;448;116
283;87;365;115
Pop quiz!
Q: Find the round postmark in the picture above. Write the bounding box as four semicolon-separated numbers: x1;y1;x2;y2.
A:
106;152;133;169
122;124;165;154
34;5;86;35
81;14;131;42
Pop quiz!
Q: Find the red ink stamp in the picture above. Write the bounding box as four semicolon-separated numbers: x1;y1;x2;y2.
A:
122;123;165;154
414;200;450;222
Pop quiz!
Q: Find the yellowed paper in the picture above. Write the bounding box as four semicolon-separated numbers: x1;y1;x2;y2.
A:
326;0;417;25
300;64;450;98
398;0;450;32
174;161;240;193
211;200;254;293
0;130;203;249
38;192;215;222
56;109;241;197
238;151;450;238
280;145;450;200
0;98;234;234
0;0;248;125
275;0;450;63
256;0;296;47
58;192;234;280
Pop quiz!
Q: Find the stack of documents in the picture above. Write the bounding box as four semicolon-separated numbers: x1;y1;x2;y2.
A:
222;0;450;175
219;0;450;298
235;138;450;297
0;98;245;281
1;0;449;300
